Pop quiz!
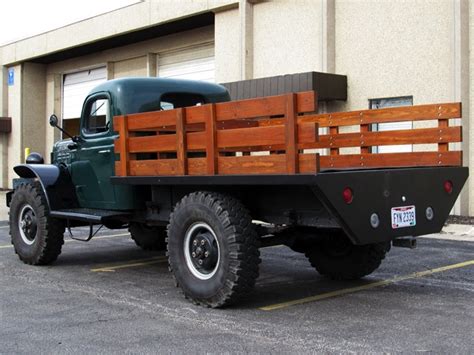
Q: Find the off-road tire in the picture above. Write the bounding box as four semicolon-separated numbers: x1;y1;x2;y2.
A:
167;191;260;308
129;222;167;251
305;231;388;280
9;182;65;265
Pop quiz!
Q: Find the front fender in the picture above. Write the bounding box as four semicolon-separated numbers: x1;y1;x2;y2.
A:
12;164;78;210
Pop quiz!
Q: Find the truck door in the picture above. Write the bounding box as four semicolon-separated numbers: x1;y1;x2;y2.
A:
70;92;116;209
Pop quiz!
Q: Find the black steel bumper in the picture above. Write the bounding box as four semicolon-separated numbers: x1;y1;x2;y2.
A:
312;166;468;244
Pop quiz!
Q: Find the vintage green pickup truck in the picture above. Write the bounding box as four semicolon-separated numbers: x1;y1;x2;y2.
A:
7;77;468;307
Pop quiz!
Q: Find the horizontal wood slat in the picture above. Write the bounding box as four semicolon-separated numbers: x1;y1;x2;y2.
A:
300;126;461;150
214;91;316;122
116;153;320;176
320;151;462;169
117;122;318;153
258;102;461;128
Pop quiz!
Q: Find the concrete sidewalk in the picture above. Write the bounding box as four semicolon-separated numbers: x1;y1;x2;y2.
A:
0;191;8;222
0;189;473;241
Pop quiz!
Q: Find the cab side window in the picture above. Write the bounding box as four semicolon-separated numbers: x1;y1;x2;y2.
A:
83;98;110;135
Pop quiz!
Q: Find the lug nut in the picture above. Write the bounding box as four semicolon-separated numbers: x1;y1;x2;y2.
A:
204;251;209;258
198;259;203;265
192;252;196;258
193;240;197;246
201;240;205;245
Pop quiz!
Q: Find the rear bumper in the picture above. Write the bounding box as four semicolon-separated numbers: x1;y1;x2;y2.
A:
312;167;468;245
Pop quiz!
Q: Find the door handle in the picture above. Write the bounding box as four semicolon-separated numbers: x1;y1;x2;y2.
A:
98;150;111;154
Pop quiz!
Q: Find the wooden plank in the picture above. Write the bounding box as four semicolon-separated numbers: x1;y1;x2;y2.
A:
126;159;178;176
117;116;130;176
149;123;318;152
216;154;319;175
124;110;178;131
206;104;218;174
124;134;176;153
297;126;462;150
285;93;299;173
329;127;339;155
320;151;462;169
117;154;321;176
208;91;315;123
257;102;462;128
360;124;369;154
176;108;187;175
438;119;449;152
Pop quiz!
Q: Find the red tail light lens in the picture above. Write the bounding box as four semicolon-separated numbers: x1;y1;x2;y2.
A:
343;187;353;204
444;180;453;194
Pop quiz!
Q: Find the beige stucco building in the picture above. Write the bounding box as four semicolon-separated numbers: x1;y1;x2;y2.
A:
0;0;472;215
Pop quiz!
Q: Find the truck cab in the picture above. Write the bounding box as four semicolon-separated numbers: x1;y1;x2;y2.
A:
52;77;230;210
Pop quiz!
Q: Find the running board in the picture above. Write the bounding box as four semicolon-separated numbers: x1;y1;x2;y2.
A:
50;208;130;223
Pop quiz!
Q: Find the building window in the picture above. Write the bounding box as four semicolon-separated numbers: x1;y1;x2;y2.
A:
369;96;413;153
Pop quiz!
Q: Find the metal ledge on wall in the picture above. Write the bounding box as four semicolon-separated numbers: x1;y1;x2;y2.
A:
0;117;11;133
221;72;347;102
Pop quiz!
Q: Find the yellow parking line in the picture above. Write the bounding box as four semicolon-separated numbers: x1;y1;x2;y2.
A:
90;256;167;272
260;259;474;311
0;232;130;249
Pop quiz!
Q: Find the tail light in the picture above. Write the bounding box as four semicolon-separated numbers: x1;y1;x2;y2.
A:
343;187;353;204
444;180;453;194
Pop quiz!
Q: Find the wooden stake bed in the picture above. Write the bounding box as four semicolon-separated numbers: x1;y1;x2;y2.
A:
113;92;462;177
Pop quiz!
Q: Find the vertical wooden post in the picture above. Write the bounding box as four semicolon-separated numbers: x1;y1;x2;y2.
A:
328;112;339;156
360;124;369;154
176;108;187;175
438;119;448;152
329;126;339;156
285;93;298;174
206;104;218;175
118;115;130;177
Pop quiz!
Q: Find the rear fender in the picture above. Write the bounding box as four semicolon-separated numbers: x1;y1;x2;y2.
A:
12;164;78;210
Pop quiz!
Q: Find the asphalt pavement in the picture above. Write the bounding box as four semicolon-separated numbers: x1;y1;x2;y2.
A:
1;224;473;353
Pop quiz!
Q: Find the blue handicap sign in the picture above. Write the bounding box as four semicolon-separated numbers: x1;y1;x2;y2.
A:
8;68;14;86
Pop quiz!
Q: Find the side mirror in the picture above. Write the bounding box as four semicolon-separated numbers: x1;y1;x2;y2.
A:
48;113;78;142
49;114;58;127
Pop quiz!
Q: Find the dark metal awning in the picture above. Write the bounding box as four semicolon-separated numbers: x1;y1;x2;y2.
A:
221;71;347;102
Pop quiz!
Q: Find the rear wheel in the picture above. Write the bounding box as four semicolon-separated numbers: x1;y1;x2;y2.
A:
9;183;65;265
167;191;260;308
129;222;167;251
305;230;389;280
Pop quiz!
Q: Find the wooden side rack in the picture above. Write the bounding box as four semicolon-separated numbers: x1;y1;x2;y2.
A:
114;91;462;177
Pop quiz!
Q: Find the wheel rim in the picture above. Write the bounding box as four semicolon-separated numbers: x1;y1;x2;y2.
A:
184;222;220;280
18;204;37;245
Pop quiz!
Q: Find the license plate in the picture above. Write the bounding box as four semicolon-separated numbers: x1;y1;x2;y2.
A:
391;205;416;229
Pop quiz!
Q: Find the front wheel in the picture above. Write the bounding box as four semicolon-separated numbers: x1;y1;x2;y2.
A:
9;183;65;265
167;191;260;308
305;230;389;280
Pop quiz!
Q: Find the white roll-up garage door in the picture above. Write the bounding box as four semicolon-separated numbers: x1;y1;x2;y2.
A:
158;43;215;83
63;67;107;119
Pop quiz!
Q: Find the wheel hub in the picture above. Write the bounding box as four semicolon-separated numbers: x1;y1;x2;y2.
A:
190;231;218;271
18;204;37;245
184;222;220;280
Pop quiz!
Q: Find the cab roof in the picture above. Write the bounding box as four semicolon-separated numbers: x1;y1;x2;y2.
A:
89;77;231;116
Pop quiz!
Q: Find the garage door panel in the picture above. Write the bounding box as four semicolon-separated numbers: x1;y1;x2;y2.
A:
63;67;106;119
158;44;215;83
